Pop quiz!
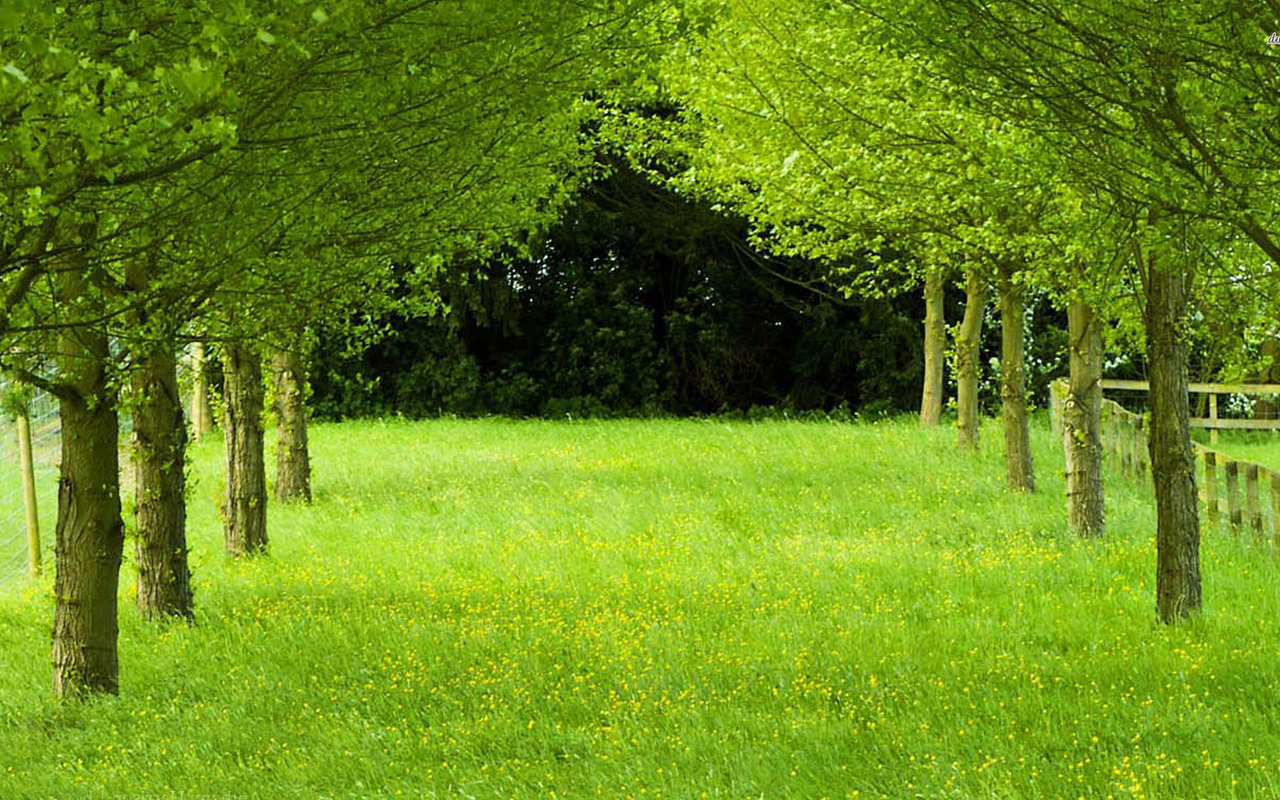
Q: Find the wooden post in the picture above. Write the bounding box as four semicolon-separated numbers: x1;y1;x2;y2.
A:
1271;472;1280;552
191;342;214;439
1116;411;1126;471
1099;402;1110;468
17;412;40;577
1120;414;1133;478
1105;403;1118;469
1246;464;1262;533
1135;418;1148;484
1126;415;1137;478
1209;392;1219;446
1049;379;1064;438
1204;450;1219;524
1226;459;1242;529
1133;421;1144;482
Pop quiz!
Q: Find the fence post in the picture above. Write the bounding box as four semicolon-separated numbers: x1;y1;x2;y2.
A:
190;341;214;440
1135;417;1148;484
1271;471;1280;552
1121;414;1131;476
1049;379;1063;438
1115;406;1125;467
1226;459;1242;529
1205;450;1219;524
1209;392;1219;446
1105;403;1118;470
1129;422;1138;477
1246;463;1262;533
17;411;39;577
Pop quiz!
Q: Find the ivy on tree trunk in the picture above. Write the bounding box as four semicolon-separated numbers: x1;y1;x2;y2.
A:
132;340;193;621
272;348;311;504
1143;248;1201;622
51;329;124;697
1064;300;1104;538
998;261;1034;491
223;343;268;557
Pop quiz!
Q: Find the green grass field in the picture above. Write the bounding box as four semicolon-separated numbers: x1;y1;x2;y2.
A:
1192;429;1280;473
4;418;1280;799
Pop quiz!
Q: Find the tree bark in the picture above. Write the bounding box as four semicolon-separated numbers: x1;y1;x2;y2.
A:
132;341;193;621
920;269;945;426
998;262;1034;491
272;348;312;503
52;330;125;697
1064;300;1105;538
190;341;214;439
955;270;987;450
1144;254;1201;623
223;343;268;557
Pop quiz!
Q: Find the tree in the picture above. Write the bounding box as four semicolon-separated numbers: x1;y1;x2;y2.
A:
271;344;311;503
127;254;194;620
651;0;1065;484
310;156;929;419
1063;296;1105;538
868;0;1280;620
1;0;345;690
183;0;651;553
1;0;670;696
919;269;946;426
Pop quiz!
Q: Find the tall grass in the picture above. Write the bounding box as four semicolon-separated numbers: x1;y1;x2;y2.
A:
1193;429;1280;470
2;417;1279;799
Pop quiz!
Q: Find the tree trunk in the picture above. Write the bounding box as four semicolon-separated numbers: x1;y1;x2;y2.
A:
955;270;987;450
132;341;193;621
998;262;1034;491
52;331;125;697
272;349;312;503
223;343;268;557
920;269;945;426
1064;300;1105;538
190;342;214;439
1145;256;1201;622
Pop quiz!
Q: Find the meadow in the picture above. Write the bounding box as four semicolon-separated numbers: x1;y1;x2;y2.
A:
3;418;1280;799
1192;429;1280;473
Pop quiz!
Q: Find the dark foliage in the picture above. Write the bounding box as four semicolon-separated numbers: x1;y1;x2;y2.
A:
311;162;1064;419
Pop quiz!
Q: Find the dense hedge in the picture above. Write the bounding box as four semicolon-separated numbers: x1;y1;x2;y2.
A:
310;162;1068;420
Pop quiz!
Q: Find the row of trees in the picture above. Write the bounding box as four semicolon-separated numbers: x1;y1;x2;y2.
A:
307;156;975;419
5;0;1277;699
1;1;667;697
620;0;1280;624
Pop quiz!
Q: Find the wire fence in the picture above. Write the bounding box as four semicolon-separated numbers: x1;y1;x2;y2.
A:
0;387;61;587
0;346;203;590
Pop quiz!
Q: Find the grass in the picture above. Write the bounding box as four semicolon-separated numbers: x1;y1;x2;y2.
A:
1192;429;1280;471
2;416;1280;798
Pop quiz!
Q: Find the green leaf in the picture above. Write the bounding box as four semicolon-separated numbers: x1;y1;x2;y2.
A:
2;62;29;84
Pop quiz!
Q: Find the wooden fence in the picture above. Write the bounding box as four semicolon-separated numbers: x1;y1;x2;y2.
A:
1049;378;1280;544
1197;447;1280;538
1049;379;1150;479
1101;379;1280;443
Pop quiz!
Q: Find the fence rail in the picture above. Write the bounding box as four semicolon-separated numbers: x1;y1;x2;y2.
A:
1101;396;1151;481
1100;378;1280;432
